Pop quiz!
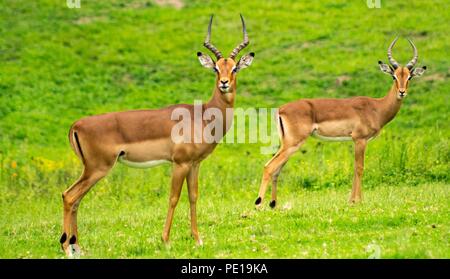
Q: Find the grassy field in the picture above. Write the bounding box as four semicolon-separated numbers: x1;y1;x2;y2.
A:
0;0;449;258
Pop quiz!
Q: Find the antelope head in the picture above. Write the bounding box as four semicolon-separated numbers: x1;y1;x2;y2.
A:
378;37;427;99
197;14;255;95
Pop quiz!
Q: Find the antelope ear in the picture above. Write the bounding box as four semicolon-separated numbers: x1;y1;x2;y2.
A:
378;61;394;76
197;52;215;69
411;66;427;77
235;52;255;72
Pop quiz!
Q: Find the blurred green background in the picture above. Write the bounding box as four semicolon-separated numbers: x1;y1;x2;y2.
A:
0;0;448;258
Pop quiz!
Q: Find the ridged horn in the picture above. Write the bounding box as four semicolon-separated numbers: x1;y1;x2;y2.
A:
387;37;400;69
203;15;223;60
229;14;249;60
405;38;418;70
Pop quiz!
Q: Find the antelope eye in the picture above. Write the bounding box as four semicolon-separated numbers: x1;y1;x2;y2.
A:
213;67;219;73
408;76;412;80
232;66;237;73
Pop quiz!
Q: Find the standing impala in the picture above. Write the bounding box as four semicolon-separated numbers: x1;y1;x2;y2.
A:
255;37;426;208
60;15;254;257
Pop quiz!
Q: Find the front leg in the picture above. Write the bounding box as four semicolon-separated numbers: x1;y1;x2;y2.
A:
162;163;190;244
350;139;367;203
186;163;202;245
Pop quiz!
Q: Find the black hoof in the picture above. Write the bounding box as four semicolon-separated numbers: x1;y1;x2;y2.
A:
255;197;262;205
59;233;67;244
69;235;77;245
269;200;276;208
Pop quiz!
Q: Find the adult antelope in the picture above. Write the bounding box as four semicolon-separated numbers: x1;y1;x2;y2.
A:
60;15;255;257
255;37;426;208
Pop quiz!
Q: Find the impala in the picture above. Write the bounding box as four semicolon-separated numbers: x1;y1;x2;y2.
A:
255;37;426;208
60;14;255;257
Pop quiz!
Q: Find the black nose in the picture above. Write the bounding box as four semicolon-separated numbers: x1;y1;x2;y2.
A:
399;90;405;94
220;80;228;85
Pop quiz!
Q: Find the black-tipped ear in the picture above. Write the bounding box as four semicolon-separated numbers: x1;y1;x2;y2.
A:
197;52;215;69
235;52;254;72
411;66;426;77
379;61;394;76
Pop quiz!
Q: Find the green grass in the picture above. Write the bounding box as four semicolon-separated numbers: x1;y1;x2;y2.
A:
1;182;448;258
0;0;449;258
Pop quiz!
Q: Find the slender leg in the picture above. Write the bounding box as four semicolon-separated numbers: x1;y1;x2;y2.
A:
186;163;202;245
61;174;85;253
270;162;287;208
255;142;302;208
350;139;367;203
162;163;190;244
61;168;109;257
69;171;107;251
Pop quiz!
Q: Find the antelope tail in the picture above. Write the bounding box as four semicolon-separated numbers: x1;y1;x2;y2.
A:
68;128;85;163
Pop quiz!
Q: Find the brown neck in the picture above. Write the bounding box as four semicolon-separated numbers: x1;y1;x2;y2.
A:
204;84;236;138
204;78;237;113
205;83;236;111
379;83;403;127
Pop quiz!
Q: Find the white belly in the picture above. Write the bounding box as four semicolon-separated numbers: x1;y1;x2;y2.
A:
118;157;170;169
311;130;352;142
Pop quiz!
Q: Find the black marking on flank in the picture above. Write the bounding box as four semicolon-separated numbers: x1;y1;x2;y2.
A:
74;132;85;162
69;235;77;244
255;197;262;205
60;233;67;244
269;200;276;208
279;116;285;138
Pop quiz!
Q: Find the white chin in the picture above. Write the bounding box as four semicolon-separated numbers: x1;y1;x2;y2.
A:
220;88;230;93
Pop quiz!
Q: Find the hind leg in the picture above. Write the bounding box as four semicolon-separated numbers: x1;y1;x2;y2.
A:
270;162;287;208
60;166;111;257
255;140;304;208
